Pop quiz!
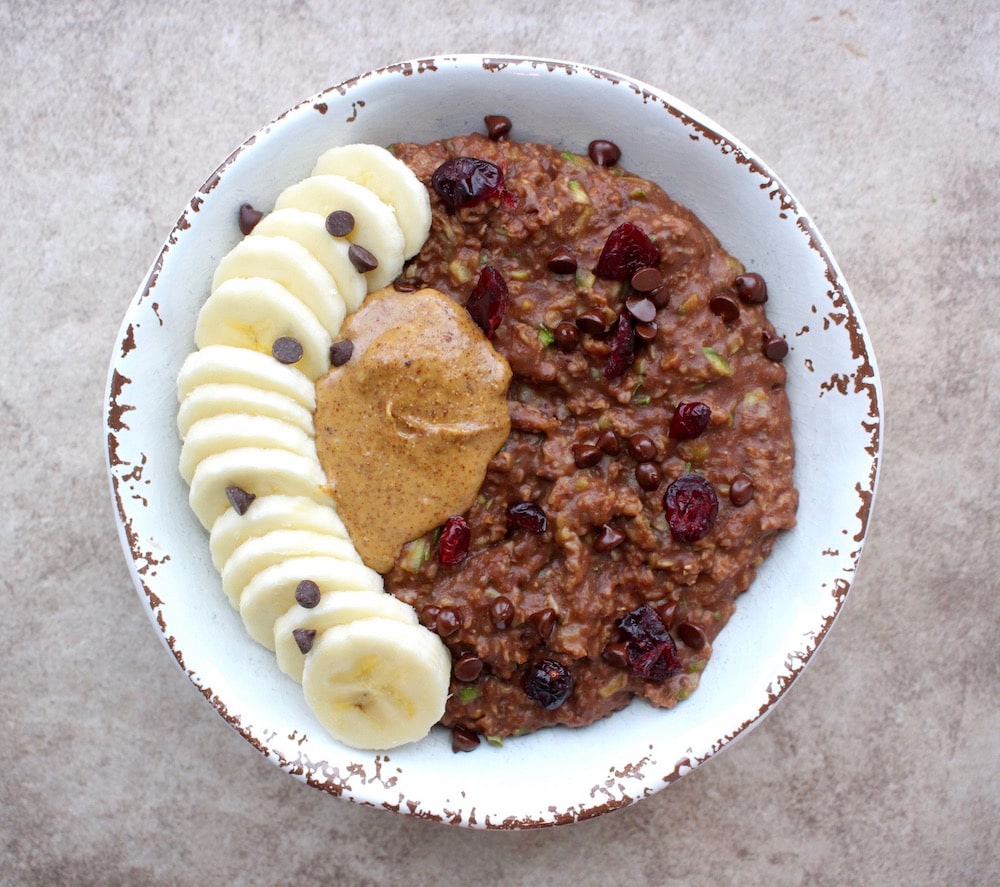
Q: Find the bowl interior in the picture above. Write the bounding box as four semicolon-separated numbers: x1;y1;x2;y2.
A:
106;55;881;828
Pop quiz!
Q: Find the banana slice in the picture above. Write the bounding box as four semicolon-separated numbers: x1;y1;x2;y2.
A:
239;557;385;650
312;144;431;260
189;448;331;530
177;345;316;411
220;528;363;607
211;235;347;336
301;618;451;750
274;588;417;682
251;209;368;314
177;383;314;439
195;277;331;380
274;174;405;291
209;494;350;572
178;414;315;484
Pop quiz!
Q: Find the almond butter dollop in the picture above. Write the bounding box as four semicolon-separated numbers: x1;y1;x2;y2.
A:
314;287;512;573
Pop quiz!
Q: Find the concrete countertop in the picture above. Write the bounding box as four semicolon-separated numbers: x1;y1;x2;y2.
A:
1;1;996;883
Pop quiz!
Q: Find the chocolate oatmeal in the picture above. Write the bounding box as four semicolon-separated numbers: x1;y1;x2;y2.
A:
384;132;798;744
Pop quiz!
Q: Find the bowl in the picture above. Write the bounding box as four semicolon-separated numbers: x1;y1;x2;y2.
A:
105;55;882;828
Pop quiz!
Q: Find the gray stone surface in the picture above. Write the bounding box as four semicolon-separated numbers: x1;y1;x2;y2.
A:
1;1;997;883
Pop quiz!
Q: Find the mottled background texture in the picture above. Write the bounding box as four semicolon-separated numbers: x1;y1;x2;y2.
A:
1;1;997;884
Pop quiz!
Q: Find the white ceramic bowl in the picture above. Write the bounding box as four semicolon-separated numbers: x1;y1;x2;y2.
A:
105;55;882;828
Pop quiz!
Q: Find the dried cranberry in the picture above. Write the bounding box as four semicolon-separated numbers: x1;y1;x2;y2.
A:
594;222;659;280
604;313;636;379
664;474;719;543
438;516;471;565
522;659;574;709
466;265;509;338
616;604;682;681
506;501;548;534
669;401;712;440
431;156;509;211
451;724;481;752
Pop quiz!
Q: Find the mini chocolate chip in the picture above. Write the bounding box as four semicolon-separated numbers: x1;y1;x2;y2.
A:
451;724;481;753
393;277;423;293
597;429;621;455
575;311;607;337
272;336;303;365
484;114;512;140
625;294;657;324
554;321;580;351
593;524;626;552
626;433;657;462
225;485;256;515
329;339;354;366
325;210;355;237
419;605;441;629
649;283;671;309
435;607;461;637
238;203;264;235
656;602;678;626
635;321;658;343
763;334;789;361
348;243;379;273
572;444;603;469
489;596;515;630
709;293;741;323
601;641;630;669
635;462;662;491
734;272;768;304
588;139;622;167
528;608;557;640
676;621;707;650
547;246;578;275
294;579;321;609
454;652;484;682
293;628;317;654
729;473;755;506
630;266;663;293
